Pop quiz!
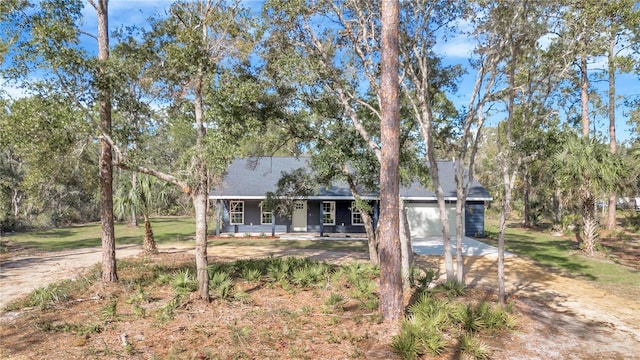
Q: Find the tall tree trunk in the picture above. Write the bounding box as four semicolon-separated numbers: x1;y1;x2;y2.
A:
12;189;21;220
193;73;210;302
606;35;617;230
363;208;379;265
399;200;413;290
142;214;157;254
523;166;531;227
131;171;138;227
553;184;563;229
378;0;403;323
95;0;117;282
193;191;209;301
455;182;465;285
580;55;590;138
497;40;519;305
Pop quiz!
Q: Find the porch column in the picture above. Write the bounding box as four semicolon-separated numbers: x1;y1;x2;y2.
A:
215;200;220;237
271;211;275;237
319;201;324;237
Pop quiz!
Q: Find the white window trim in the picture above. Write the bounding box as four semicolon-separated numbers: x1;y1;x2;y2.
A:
229;201;244;225
322;201;336;225
351;202;365;226
260;204;273;225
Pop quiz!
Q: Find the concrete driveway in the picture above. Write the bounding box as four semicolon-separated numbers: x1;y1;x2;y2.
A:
412;236;511;257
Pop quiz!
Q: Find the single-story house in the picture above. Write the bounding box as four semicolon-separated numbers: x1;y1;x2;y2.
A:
209;157;492;238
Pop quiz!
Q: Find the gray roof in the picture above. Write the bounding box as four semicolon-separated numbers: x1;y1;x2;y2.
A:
209;156;492;201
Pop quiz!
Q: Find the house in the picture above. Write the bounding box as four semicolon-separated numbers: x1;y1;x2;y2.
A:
209;157;493;238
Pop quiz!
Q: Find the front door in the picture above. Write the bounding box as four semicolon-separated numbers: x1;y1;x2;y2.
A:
292;201;308;232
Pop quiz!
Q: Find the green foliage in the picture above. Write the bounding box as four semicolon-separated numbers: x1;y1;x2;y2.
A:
100;297;119;321
171;269;198;295
240;267;263;282
459;333;490;360
433;280;466;298
209;271;233;299
392;291;517;359
126;287;152;319
324;293;346;313
25;283;71;309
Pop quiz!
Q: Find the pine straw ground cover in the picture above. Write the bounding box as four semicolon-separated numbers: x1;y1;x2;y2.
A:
0;252;516;360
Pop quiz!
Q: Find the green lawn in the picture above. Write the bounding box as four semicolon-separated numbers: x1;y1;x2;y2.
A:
1;217;369;254
483;217;640;298
213;238;369;252
1;216;196;252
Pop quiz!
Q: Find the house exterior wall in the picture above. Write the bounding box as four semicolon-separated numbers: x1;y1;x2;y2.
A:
215;198;484;237
306;200;368;233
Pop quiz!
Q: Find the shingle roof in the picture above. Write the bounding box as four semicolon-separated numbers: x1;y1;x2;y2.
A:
209;156;492;201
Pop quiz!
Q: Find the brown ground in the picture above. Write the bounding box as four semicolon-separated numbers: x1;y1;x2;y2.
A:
1;237;639;359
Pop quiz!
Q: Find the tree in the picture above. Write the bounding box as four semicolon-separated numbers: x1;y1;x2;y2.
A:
1;0;118;282
470;0;560;303
0;96;97;229
378;0;403;322
552;135;626;255
88;0;117;282
114;174;173;254
108;0;261;301
601;1;639;230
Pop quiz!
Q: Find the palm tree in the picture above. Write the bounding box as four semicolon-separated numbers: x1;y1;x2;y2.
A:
552;135;626;256
114;174;171;254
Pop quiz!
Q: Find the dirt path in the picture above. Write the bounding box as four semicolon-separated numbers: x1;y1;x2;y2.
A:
457;255;640;359
0;245;144;310
1;244;639;359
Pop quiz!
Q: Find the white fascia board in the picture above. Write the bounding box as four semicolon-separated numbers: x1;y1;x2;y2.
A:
209;195;266;200
209;194;491;202
400;196;493;202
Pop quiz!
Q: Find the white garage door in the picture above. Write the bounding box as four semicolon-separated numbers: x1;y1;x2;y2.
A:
405;203;459;237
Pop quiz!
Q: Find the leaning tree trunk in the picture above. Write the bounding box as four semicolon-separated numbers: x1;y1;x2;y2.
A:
362;211;379;265
142;214;158;254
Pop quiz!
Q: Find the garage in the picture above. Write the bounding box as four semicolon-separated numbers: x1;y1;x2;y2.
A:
405;202;459;237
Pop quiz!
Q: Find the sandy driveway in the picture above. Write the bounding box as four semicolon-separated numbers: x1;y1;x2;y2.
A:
0;244;143;310
1;241;639;358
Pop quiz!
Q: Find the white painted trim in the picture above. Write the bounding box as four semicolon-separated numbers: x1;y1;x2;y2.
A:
209;195;492;202
322;201;336;225
229;200;244;225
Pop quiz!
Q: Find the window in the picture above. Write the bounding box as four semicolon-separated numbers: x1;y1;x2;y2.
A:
351;202;364;226
261;206;273;225
322;201;335;225
229;201;244;225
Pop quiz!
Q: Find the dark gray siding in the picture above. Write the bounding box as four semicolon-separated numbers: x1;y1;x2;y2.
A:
465;202;485;237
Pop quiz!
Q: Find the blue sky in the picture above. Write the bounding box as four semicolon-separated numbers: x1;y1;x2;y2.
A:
4;0;639;143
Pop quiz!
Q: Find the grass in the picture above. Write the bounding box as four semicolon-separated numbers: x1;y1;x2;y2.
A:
213;238;369;252
482;217;640;298
1;216;196;252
